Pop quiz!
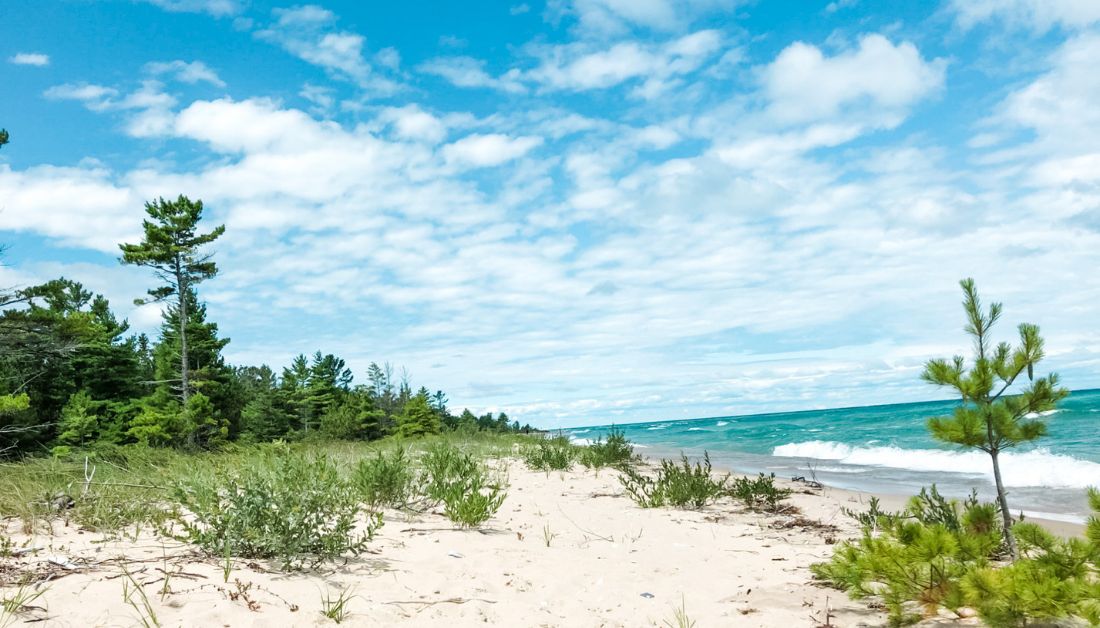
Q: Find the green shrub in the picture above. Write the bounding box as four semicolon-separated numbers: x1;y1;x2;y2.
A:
418;443;506;527
170;449;381;570
351;447;423;511
730;473;793;513
421;443;481;503
812;486;1100;628
522;437;579;473
619;452;728;510
441;472;506;528
579;427;636;470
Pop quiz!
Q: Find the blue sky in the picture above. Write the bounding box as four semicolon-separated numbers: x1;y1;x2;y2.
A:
2;0;1099;428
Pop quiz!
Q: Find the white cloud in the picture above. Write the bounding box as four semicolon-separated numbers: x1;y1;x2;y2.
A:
442;133;544;167
45;81;178;137
526;29;723;97
762;34;946;126
139;0;246;17
145;60;226;87
419;56;527;94
9;53;49;66
550;0;741;35
378;105;449;143
0;164;141;251
950;0;1100;31
44;83;120;110
256;5;402;95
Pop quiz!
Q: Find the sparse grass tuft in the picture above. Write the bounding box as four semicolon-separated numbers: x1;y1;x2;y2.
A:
663;595;696;628
0;577;49;628
320;586;358;624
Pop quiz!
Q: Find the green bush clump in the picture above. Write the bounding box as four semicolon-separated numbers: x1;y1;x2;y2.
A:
619;452;728;510
730;473;793;513
420;443;506;527
522;437;579;474
441;472;506;528
579;427;636;470
813;486;1100;628
351;447;423;511
170;449;382;570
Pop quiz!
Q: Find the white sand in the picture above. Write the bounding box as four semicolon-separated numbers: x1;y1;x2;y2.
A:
2;459;1057;628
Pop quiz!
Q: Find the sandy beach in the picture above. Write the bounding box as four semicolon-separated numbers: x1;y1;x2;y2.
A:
0;458;1083;628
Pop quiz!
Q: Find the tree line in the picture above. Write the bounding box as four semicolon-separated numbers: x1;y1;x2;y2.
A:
0;187;532;456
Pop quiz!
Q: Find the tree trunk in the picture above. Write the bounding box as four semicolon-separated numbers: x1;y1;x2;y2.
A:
176;261;192;446
990;448;1019;561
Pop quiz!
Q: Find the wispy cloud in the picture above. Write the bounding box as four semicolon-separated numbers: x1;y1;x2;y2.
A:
255;5;402;96
145;60;226;87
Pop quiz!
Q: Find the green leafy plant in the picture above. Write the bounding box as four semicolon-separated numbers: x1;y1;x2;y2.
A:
441;470;506;528
619;452;728;510
813;486;1100;628
579;427;636;470
522;437;579;474
730;473;793;513
170;449;381;569
351;446;423;511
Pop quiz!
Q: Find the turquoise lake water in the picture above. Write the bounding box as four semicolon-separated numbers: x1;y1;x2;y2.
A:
564;388;1100;522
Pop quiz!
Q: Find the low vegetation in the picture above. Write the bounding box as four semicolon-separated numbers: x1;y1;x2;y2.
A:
170;446;381;570
619;452;730;509
813;485;1100;628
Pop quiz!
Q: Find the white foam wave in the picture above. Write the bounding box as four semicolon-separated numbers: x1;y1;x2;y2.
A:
772;441;1100;489
647;426;667;430
688;427;704;431
570;437;593;446
716;421;729;426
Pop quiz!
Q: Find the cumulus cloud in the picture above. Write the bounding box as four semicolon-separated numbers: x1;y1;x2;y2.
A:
950;0;1100;31
9;53;49;66
145;60;226;86
442;133;544;167
762;34;946;126
256;5;402;95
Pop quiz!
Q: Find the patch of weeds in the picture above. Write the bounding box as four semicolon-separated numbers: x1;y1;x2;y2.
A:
619;453;728;510
351;447;423;511
522;437;578;474
730;473;793;513
170;448;382;570
320;586;357;624
579;426;636;471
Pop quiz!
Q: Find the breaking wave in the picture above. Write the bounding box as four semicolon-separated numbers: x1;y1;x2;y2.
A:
772;441;1100;489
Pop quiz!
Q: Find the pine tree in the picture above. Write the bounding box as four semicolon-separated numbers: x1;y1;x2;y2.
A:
119;195;225;435
397;392;441;438
922;279;1068;561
